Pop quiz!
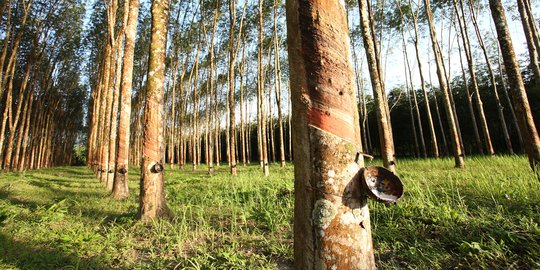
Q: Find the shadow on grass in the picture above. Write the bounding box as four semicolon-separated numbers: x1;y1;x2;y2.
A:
0;170;139;222
0;184;43;212
26;179;106;197
0;232;119;270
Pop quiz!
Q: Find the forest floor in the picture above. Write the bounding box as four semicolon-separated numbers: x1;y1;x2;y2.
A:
0;156;539;269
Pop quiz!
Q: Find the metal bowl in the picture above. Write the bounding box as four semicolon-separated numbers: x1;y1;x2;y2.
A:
361;166;404;203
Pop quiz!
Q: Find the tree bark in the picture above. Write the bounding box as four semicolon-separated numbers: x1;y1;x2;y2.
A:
455;0;494;155
113;0;139;199
425;0;465;167
139;0;171;220
286;0;375;269
228;0;237;176
107;35;124;190
455;34;483;155
273;0;286;167
409;0;438;158
489;0;540;170
516;0;540;93
358;0;396;172
258;0;269;176
468;0;512;154
206;0;219;175
496;47;524;151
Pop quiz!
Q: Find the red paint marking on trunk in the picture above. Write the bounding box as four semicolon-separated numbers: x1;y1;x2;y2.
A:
308;107;354;142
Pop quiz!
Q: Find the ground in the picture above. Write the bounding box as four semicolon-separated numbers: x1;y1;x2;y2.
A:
0;156;539;269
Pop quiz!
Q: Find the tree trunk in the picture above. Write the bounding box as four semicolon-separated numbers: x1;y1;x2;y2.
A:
468;0;513;154
425;0;465;167
456;0;494;155
258;0;269;176
409;0;438;158
206;0;219;175
113;0;139;199
228;0;237;176
16;90;33;171
402;29;426;158
456;34;483;155
496;47;524;150
273;1;286;167
139;0;172;220
358;0;396;172
489;0;540;170
403;38;420;158
286;1;375;268
239;41;247;166
516;0;540;93
107;36;124;190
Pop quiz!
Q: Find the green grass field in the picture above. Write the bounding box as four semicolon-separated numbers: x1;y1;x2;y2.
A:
0;156;539;269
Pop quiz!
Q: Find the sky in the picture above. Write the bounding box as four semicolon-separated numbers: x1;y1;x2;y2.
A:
350;0;540;91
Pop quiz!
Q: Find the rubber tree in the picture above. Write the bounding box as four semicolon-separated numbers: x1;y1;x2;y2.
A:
112;0;140;199
358;0;396;172
424;0;465;168
286;0;375;269
489;0;540;171
258;0;269;176
138;0;171;219
516;0;540;93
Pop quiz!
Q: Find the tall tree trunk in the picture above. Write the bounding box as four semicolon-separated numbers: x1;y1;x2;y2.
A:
468;0;513;154
456;35;483;155
3;61;32;170
351;39;370;154
456;0;494;155
286;1;375;268
273;0;286;167
516;0;540;93
228;0;237;176
427;55;449;156
409;0;438;158
402;30;426;158
239;41;247;166
496;46;524;150
0;0;13;99
16;90;33;171
403;39;420;158
425;0;465;167
358;0;396;172
0;58;17;167
258;0;269;176
206;0;219;175
489;0;540;170
113;0;139;199
98;43;113;181
268;76;276;163
107;36;124;190
139;0;171;220
442;11;466;156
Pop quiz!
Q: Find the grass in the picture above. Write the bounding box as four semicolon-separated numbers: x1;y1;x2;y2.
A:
0;156;539;269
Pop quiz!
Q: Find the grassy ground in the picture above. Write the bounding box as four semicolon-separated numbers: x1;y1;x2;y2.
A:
0;156;539;269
